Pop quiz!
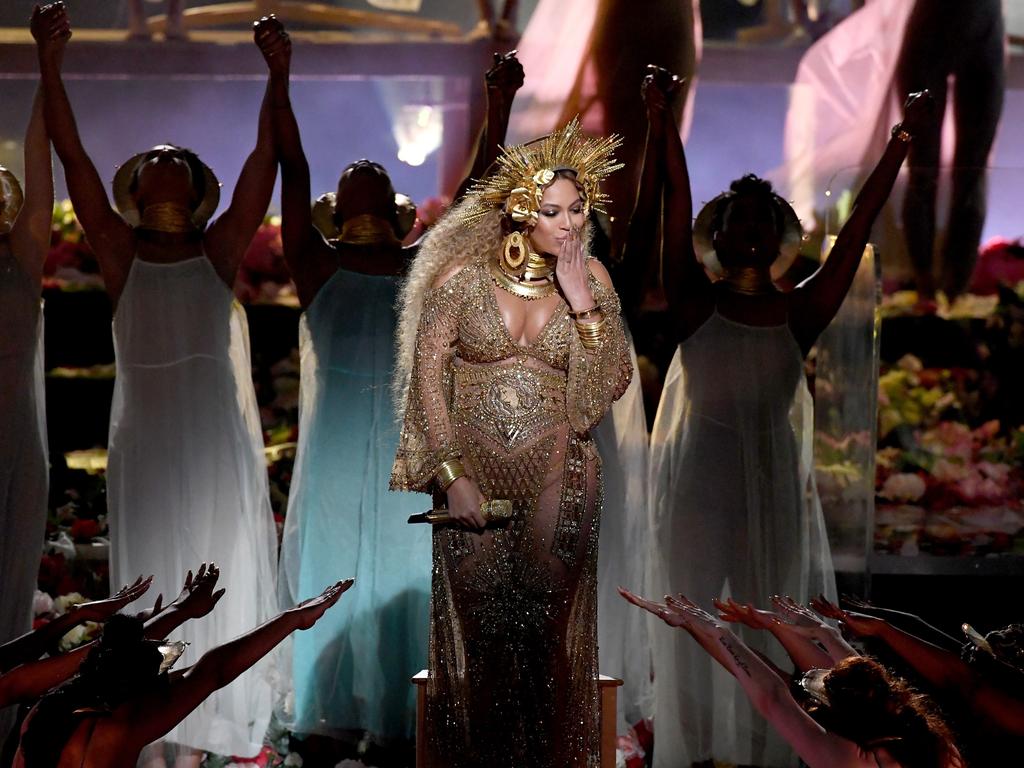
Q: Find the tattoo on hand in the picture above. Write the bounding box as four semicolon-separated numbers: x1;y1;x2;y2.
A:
719;636;752;677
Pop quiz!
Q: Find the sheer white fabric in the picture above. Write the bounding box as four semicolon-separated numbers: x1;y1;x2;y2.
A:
0;254;47;649
648;312;836;767
107;256;277;758
593;333;652;732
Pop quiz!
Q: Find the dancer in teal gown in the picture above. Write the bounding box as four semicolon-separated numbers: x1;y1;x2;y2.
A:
262;19;523;741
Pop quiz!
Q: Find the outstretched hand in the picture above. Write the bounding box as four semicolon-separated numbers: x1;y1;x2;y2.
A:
170;563;226;620
714;598;780;631
771;595;825;628
254;15;291;75
812;595;884;638
292;579;354;630
31;2;71;57
486;50;525;103
901;90;935;139
71;576;153;623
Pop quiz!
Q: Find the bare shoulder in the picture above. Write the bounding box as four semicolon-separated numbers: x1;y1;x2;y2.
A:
586;258;614;289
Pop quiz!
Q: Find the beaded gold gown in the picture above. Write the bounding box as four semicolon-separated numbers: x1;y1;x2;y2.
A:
391;261;631;767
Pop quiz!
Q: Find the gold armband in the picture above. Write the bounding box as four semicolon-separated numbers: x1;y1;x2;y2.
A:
435;459;466;491
575;317;607;350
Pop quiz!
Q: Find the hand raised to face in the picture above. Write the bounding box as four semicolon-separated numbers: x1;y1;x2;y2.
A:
254;15;291;74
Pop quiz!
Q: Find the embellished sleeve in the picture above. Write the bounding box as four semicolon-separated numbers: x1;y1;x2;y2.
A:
565;273;633;435
390;274;464;493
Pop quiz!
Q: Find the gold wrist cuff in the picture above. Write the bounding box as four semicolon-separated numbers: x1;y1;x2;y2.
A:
435;459;466;491
569;305;601;321
575;317;607;350
891;122;912;144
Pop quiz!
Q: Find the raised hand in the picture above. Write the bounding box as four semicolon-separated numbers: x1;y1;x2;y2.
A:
556;227;594;312
31;2;71;58
485;50;525;104
254;15;291;75
714;598;780;631
900;90;935;139
291;579;354;630
770;595;824;628
169;563;226;620
619;587;689;628
70;576;153;623
811;596;884;638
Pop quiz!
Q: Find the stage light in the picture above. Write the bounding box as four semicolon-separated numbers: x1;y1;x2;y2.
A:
392;102;442;168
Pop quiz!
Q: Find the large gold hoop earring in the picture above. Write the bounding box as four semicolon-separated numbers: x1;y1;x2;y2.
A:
501;230;528;273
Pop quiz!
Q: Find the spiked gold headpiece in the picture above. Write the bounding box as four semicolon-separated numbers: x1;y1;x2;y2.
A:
460;118;623;228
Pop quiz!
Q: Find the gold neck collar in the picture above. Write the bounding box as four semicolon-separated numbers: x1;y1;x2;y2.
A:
139;203;198;234
723;266;776;296
337;214;401;247
521;249;556;282
489;258;557;300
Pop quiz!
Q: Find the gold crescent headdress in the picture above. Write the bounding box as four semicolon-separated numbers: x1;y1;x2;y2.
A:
112;145;221;229
0;166;25;235
459;117;624;228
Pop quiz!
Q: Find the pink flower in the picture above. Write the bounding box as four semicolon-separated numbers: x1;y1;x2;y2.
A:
880;473;927;502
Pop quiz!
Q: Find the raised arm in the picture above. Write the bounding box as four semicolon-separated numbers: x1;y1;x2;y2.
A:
453;51;524;203
0;577;151;673
616;71;670;324
828;594;961;651
657;73;712;332
32;2;134;293
204;26;281;285
11;84;53;282
715;598;836;673
124;580;350;748
622;589;867;768
789;92;933;352
255;16;335;307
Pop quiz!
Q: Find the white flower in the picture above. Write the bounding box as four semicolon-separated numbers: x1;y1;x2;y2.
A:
54;592;86;615
879;473;926;502
33;590;54;616
284;755;303;767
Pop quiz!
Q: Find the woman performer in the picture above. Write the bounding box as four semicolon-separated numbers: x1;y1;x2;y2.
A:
0;37;52;671
15;581;351;768
391;120;631;767
263;16;525;743
34;4;281;762
644;67;933;767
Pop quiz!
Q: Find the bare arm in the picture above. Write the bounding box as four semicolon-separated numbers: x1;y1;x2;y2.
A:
122;581;350;748
658;78;712;335
790;92;932;353
715;599;835;673
256;16;334;307
33;3;134;298
453;51;524;203
617;76;667;326
0;647;90;707
0;577;151;672
204;75;277;285
11;85;53;282
622;590;866;768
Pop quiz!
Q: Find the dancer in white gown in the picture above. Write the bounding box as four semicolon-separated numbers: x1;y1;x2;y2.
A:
643;71;933;766
0;75;52;743
36;6;281;760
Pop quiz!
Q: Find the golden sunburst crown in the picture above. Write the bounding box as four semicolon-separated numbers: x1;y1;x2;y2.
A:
459;117;624;228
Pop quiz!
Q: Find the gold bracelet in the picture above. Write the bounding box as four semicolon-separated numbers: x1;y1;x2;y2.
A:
569;305;601;320
435;459;466;491
575;317;607;350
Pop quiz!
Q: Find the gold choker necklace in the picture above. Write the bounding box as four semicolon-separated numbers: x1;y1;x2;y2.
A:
489;259;556;300
337;214;401;247
723;266;776;296
139;202;198;234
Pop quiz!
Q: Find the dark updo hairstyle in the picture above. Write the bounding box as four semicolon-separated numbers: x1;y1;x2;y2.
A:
129;145;207;212
20;615;167;767
334;159;401;234
809;657;961;768
709;173;785;239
